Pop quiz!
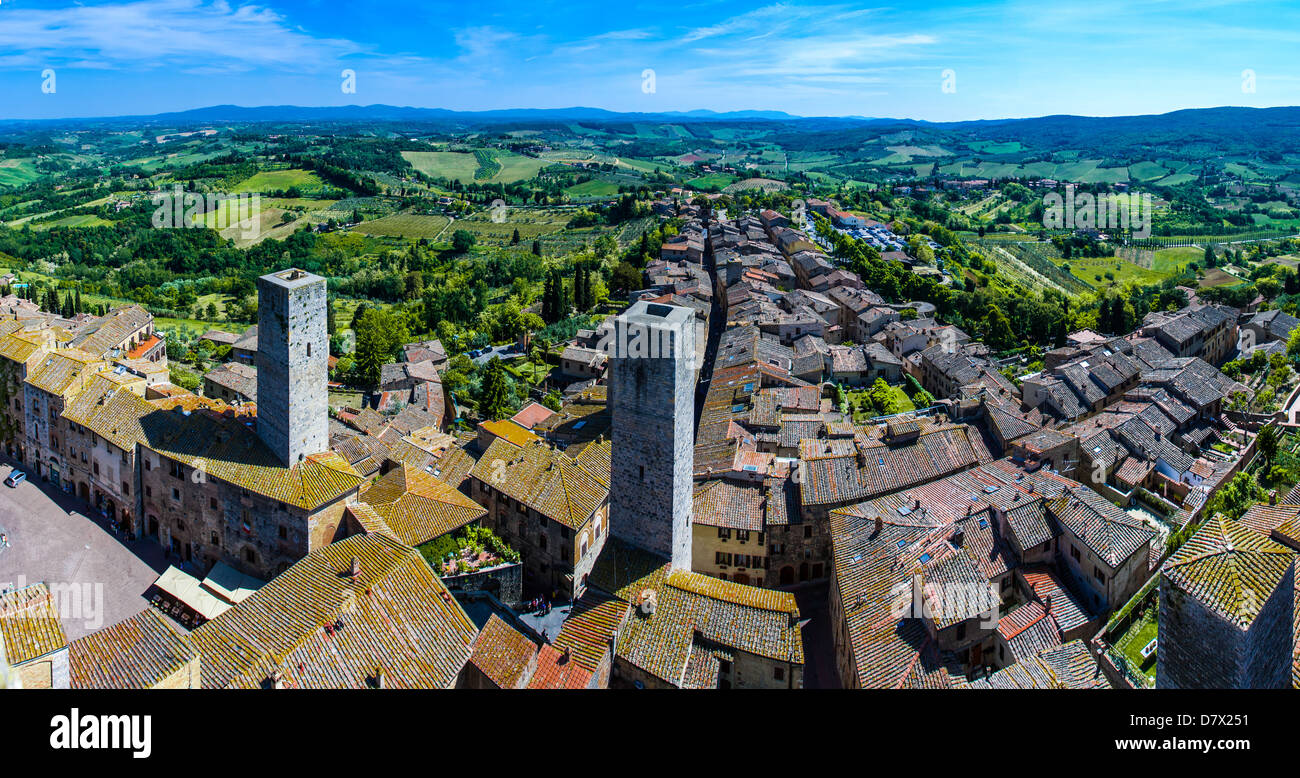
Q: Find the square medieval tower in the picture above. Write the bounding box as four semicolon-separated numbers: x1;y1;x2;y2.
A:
607;300;696;571
256;268;329;466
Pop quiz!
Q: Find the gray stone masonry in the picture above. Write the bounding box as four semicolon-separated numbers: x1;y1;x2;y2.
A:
608;301;696;571
256;268;329;466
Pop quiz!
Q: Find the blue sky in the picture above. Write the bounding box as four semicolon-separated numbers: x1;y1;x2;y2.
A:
3;0;1300;121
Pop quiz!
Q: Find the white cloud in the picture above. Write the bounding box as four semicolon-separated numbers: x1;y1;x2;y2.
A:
0;0;362;71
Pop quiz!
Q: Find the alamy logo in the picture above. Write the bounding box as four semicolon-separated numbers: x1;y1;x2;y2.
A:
151;184;261;241
50;709;152;759
1042;186;1152;239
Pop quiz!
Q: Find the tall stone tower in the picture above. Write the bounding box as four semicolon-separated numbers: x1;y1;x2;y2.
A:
1157;516;1296;689
256;268;329;466
607;300;696;571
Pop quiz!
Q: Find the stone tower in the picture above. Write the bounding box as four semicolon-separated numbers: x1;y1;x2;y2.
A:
607;300;696;571
256;268;329;466
1157;516;1296;689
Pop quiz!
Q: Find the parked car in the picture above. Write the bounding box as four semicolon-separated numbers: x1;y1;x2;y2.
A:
5;470;26;487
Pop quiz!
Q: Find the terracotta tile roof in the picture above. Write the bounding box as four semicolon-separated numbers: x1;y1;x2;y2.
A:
511;401;556;430
188;534;476;689
527;643;594;689
0;584;67;665
1163;516;1297;626
964;640;1111;689
467;614;538;688
68;305;152;358
62;375;154;453
25;349;104;395
1020;566;1093;633
998;600;1063;661
69;608;196;689
550;593;627;673
693;479;765;531
359;465;487;546
1049;484;1156;567
470;437;610;529
613;569;803;686
139;406;363;510
801;423;992;507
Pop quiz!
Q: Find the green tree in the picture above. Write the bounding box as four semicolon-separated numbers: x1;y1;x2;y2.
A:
1258;424;1280;469
480;357;512;421
353;308;410;388
1208;471;1264;520
984;306;1016;351
451;229;476;253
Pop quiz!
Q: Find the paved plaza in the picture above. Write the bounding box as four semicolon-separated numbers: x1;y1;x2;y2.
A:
0;458;166;641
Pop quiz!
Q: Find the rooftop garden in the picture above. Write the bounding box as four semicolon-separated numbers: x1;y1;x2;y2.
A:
418;525;520;577
1103;578;1160;689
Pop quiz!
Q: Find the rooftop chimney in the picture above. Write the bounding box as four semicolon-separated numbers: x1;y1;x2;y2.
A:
874;515;883;535
348;557;361;580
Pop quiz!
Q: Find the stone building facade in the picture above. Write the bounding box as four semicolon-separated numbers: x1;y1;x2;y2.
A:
256;269;329;465
608;301;696;571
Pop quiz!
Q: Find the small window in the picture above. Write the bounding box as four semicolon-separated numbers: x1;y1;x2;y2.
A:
210;497;218;510
278;526;288;540
773;667;785;682
211;532;220;546
306;342;311;357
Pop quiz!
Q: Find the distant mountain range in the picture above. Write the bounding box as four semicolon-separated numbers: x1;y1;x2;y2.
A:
1;104;825;125
7;104;1300;156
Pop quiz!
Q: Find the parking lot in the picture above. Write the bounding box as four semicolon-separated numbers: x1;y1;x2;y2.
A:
0;460;166;641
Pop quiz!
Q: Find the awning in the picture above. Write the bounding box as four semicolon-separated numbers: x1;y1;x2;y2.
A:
200;562;265;606
153;566;231;620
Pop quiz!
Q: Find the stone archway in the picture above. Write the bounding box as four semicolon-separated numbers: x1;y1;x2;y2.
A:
78;482;89;502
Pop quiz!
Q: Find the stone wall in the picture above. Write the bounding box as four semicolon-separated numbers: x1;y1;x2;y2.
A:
440;561;524;609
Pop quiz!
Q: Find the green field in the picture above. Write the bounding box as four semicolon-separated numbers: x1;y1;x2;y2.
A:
453;208;573;244
0;159;42;187
686;173;737;190
402;151;481;182
31;214;115;230
1061;255;1167;289
402;150;544;185
1151;246;1203;273
351;213;453;239
565;179;621;197
230;169;323;194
